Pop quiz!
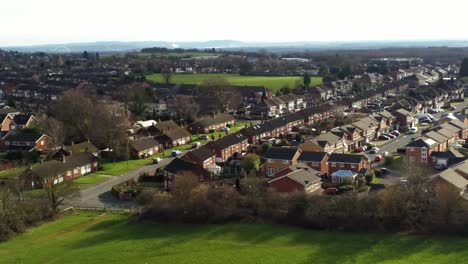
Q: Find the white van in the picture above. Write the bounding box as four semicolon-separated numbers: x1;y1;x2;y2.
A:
408;127;418;134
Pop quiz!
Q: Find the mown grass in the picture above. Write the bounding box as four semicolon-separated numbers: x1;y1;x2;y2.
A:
73;174;110;185
146;73;322;93
0;211;467;264
0;166;25;178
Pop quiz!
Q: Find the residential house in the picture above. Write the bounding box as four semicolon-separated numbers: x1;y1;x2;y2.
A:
4;132;53;152
149;120;192;148
429;159;468;200
262;147;302;177
0;114;14;132
162;157;211;191
297;151;329;175
268;163;321;193
406;138;438;164
10;114;36;131
129;137;159;159
188;114;235;134
206;132;248;162
333;126;365;151
53;141;100;159
393;108;416;130
183;145;217;169
327;153;370;176
240;123;272;144
22;152;98;189
304;132;345;153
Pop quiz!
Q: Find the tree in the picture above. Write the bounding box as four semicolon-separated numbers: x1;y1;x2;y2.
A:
162;70;173;84
42;181;78;214
303;73;311;88
83;50;88;59
199;77;241;113
129;93;147;119
38;116;64;147
460;58;468;77
240;154;260;175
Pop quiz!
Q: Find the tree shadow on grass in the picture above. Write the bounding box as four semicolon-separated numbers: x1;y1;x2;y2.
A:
68;216;468;264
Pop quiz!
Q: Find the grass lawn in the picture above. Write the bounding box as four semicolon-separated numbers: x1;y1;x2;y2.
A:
1;211;467;264
371;177;382;184
73;174;111;185
96;159;152;176
0;166;26;178
385;155;403;170
146;73;322;93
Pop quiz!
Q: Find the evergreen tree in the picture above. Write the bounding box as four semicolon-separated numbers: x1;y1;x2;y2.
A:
460;58;468;77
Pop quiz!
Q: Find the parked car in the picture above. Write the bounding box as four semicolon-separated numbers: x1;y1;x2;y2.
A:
172;150;182;157
220;127;230;132
408;127;418;134
435;163;446;170
382;151;389;156
152;158;162;164
378;135;390;140
369;147;379;154
323;187;338;195
199;135;208;140
380;167;389;175
374;155;383;162
384;133;396;139
192;142;201;149
355;147;364;153
391;130;401;136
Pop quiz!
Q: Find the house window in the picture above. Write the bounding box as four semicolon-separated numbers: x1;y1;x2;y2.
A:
331;162;336;167
40;140;44;146
282;160;289;164
422;157;427;162
267;159;273;163
67;171;71;177
351;164;357;168
422;152;427;157
311;162;320;167
339;163;344;167
199;175;204;182
268;168;274;176
410;147;414;151
74;168;78;174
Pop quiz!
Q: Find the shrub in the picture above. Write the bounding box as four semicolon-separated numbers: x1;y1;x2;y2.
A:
338;185;354;193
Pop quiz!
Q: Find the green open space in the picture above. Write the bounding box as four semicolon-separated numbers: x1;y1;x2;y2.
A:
146;73;322;93
0;166;25;178
73;174;111;185
0;211;467;264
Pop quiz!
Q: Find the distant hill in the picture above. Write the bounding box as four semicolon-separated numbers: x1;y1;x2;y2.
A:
2;40;468;53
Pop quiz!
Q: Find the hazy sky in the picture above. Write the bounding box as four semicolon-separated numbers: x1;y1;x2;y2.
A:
1;0;467;46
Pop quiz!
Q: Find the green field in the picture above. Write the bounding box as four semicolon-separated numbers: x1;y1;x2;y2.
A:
1;211;467;264
0;166;26;178
146;73;322;93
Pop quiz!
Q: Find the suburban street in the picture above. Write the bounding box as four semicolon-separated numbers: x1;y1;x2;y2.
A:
68;157;174;209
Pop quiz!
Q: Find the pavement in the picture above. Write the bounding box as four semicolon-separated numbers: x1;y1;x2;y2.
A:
67;157;174;209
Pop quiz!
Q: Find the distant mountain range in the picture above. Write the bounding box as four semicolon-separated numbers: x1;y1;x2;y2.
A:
2;40;468;53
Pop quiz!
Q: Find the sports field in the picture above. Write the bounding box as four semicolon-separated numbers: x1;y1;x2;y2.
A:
146;73;322;93
1;211;467;264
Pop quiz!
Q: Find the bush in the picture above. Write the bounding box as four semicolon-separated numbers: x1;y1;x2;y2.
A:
365;171;375;184
338;185;354;193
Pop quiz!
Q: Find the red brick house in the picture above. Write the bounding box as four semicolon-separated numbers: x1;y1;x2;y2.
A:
149;120;191;148
0;114;14;132
162;158;211;191
10;114;36;131
262;147;302;177
429;159;468;199
129;137;159;159
188;114;235;134
183;145;217;169
268;164;321;193
206;132;248;162
393;108;416;131
22;152;99;189
406;138;438;164
297;151;329;175
327;153;370;176
240;123;272;144
4;132;53;152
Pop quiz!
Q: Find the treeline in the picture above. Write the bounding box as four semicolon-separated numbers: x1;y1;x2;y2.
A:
141;47;217;54
138;167;468;236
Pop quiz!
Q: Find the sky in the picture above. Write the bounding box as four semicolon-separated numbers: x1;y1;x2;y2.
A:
1;0;467;46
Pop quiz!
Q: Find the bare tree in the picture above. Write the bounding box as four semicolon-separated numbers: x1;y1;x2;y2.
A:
38;115;64;147
199;77;241;113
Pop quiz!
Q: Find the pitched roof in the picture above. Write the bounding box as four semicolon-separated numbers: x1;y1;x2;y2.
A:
264;147;300;160
407;137;437;148
64;141;99;154
268;167;320;187
184;145;216;162
12;114;34;126
191;114;234;129
5;132;43;142
163;157;210;177
30;153;96;179
0;107;19;115
298;151;327;162
328;153;366;163
437;166;468;190
130;137;159;152
210;132;246;150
